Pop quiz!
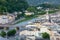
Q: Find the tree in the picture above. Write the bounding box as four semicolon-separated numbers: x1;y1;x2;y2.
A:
0;0;29;13
0;31;6;37
7;29;16;36
15;27;19;31
42;32;50;39
27;6;36;12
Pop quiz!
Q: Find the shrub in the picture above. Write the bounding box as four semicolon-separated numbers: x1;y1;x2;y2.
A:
0;31;6;37
15;27;19;31
42;32;50;39
7;29;16;37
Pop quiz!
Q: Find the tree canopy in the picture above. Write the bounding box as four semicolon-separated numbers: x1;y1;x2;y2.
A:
42;32;50;39
0;0;28;13
0;31;6;37
27;6;36;12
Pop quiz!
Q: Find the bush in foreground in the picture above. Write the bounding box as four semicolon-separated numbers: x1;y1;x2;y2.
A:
0;31;6;37
42;32;50;39
7;29;16;37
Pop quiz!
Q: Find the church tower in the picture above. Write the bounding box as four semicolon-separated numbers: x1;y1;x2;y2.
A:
46;9;51;23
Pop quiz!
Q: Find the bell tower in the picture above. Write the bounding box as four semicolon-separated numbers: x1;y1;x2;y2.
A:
46;9;51;23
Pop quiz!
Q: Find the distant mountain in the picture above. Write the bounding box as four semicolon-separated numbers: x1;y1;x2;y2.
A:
26;0;60;6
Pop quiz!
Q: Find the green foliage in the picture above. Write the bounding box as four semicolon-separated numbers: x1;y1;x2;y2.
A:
38;11;46;15
15;13;25;20
7;29;16;36
42;32;50;39
49;10;57;13
0;31;6;37
0;0;28;13
15;27;19;31
27;6;36;12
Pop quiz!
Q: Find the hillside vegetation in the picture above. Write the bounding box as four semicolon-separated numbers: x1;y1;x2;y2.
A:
0;0;28;14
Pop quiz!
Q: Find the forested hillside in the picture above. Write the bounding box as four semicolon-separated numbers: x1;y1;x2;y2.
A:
0;0;28;13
